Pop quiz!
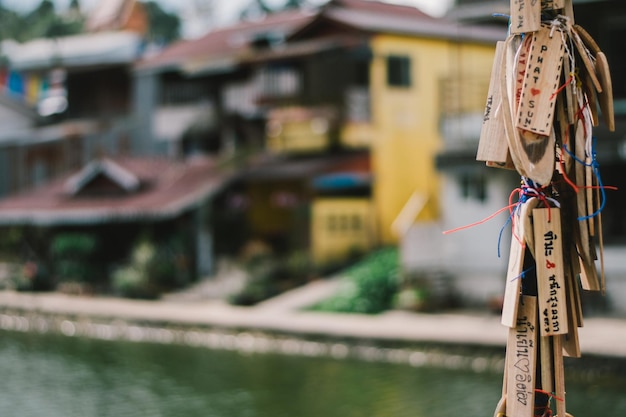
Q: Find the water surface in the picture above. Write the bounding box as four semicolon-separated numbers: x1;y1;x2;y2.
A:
0;330;624;417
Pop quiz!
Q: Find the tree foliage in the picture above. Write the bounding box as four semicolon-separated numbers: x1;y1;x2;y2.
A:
143;1;180;44
0;0;181;45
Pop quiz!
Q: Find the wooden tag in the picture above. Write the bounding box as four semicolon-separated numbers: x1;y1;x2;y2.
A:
573;24;600;55
501;217;526;328
540;336;554;393
582;70;600;127
563;0;575;23
570;28;602;93
502;35;557;185
506;295;538;417
579;255;600;291
596;51;615;132
533;207;569;336
510;0;541;34
517;130;556;186
501;36;531;179
517;27;565;136
562;261;582;358
477;41;509;164
574;119;592;263
553;335;567;417
562;54;576;124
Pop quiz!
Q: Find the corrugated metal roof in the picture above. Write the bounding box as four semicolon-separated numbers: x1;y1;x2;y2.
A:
135;9;315;73
0;156;231;225
7;31;144;71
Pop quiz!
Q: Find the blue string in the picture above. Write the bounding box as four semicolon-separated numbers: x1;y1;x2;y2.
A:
497;210;514;258
511;266;535;283
562;137;608;221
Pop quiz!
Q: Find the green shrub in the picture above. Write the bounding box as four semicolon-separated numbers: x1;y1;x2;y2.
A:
50;232;101;285
230;249;313;306
312;247;399;314
111;238;191;299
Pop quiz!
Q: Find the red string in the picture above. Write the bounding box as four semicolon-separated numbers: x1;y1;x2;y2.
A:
442;203;518;235
550;74;575;101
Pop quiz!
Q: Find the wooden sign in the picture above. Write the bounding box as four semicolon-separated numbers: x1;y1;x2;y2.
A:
596;52;615;132
502;198;538;328
516;28;565;136
533;207;569;336
501;220;526;328
510;0;541;34
570;28;602;93
563;0;575;23
506;295;538;417
477;41;509;164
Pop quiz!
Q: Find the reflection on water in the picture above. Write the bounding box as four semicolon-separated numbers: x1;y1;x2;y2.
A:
0;330;625;417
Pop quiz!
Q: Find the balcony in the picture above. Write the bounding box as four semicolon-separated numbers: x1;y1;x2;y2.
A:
438;76;490;151
266;106;339;154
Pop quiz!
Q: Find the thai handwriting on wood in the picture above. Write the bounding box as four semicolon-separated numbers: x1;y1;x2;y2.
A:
511;0;541;34
516;28;565;135
533;208;569;336
506;295;537;417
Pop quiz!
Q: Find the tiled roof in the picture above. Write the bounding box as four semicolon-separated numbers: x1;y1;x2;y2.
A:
0;156;230;225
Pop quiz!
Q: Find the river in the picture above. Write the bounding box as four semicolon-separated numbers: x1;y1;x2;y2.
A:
1;329;625;416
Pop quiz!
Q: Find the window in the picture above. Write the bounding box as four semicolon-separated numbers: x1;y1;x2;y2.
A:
460;174;487;202
386;55;411;87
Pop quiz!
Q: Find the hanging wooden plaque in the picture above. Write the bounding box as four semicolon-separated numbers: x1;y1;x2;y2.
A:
510;0;541;34
516;28;565;136
533;207;569;336
596;51;615;132
506;295;538;417
501;221;526;328
477;41;510;164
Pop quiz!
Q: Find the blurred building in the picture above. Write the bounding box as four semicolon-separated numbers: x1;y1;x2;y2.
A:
134;0;503;268
0;0;148;197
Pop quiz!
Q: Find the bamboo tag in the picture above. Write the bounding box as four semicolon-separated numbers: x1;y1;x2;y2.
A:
477;41;509;164
510;0;541;34
570;28;602;93
517;27;565;135
533;207;569;336
596;52;615;132
506;295;538;417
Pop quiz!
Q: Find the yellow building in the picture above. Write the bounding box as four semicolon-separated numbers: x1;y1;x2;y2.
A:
259;0;504;260
148;0;504;264
368;34;499;244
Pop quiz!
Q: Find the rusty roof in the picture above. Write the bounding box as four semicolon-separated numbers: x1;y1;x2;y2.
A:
0;156;231;225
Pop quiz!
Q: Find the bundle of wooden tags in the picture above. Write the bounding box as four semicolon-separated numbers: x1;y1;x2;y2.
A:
476;1;615;417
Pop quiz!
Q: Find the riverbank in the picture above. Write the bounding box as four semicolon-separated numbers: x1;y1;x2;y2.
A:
1;277;626;359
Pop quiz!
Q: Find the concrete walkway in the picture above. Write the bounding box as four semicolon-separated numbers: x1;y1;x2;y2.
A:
1;278;626;358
